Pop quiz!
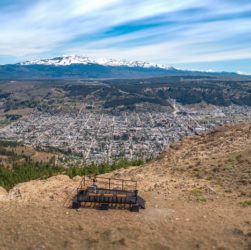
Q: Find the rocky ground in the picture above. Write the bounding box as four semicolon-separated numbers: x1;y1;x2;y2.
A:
0;123;251;250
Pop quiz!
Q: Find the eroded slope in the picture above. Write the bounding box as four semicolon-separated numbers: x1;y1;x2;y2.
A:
0;123;251;250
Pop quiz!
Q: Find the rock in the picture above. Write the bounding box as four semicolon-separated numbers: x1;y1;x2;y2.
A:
0;186;7;196
232;228;244;236
6;174;79;203
48;175;70;182
0;186;8;201
72;176;82;182
135;173;144;181
102;229;124;243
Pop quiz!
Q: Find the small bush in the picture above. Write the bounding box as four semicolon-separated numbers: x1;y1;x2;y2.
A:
191;188;207;202
240;200;251;207
223;163;234;172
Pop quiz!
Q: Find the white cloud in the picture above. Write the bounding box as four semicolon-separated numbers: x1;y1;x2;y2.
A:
0;0;251;66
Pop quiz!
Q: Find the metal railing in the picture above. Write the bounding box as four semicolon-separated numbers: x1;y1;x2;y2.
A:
79;176;137;191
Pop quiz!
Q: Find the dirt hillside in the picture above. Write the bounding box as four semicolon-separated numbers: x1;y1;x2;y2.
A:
0;186;7;201
0;123;251;250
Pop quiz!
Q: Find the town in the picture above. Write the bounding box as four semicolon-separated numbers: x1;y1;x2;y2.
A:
0;100;250;165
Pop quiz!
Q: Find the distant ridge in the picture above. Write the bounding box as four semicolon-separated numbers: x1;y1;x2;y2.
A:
19;55;174;70
0;55;249;79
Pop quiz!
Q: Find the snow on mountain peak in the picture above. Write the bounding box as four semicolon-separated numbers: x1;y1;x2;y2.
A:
19;55;174;70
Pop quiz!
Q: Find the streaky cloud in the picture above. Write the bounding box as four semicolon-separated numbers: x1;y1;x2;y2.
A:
0;0;250;73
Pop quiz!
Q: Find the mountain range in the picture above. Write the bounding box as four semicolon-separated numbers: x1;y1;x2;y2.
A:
19;55;174;69
0;55;249;79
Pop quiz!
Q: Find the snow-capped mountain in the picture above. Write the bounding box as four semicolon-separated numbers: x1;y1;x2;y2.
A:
20;55;174;70
0;55;247;79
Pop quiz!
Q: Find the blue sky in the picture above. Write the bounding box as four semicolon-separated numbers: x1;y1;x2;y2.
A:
0;0;251;73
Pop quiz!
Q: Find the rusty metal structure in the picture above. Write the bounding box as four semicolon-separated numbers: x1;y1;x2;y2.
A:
72;176;145;212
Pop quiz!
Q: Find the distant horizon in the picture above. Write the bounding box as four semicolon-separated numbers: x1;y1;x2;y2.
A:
1;54;250;75
0;1;251;73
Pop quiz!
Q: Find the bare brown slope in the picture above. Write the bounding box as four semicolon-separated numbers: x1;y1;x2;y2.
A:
0;123;251;250
0;186;7;201
107;123;251;196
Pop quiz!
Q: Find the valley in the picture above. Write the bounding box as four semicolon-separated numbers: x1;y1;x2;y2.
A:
0;103;250;165
0;76;251;166
0;76;250;164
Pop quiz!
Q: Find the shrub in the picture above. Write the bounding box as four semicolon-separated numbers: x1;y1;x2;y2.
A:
240;200;251;207
190;188;207;202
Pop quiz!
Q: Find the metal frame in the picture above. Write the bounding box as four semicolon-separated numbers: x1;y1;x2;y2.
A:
72;176;145;212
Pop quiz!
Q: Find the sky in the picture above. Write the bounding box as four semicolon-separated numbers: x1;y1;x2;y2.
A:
0;0;251;73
